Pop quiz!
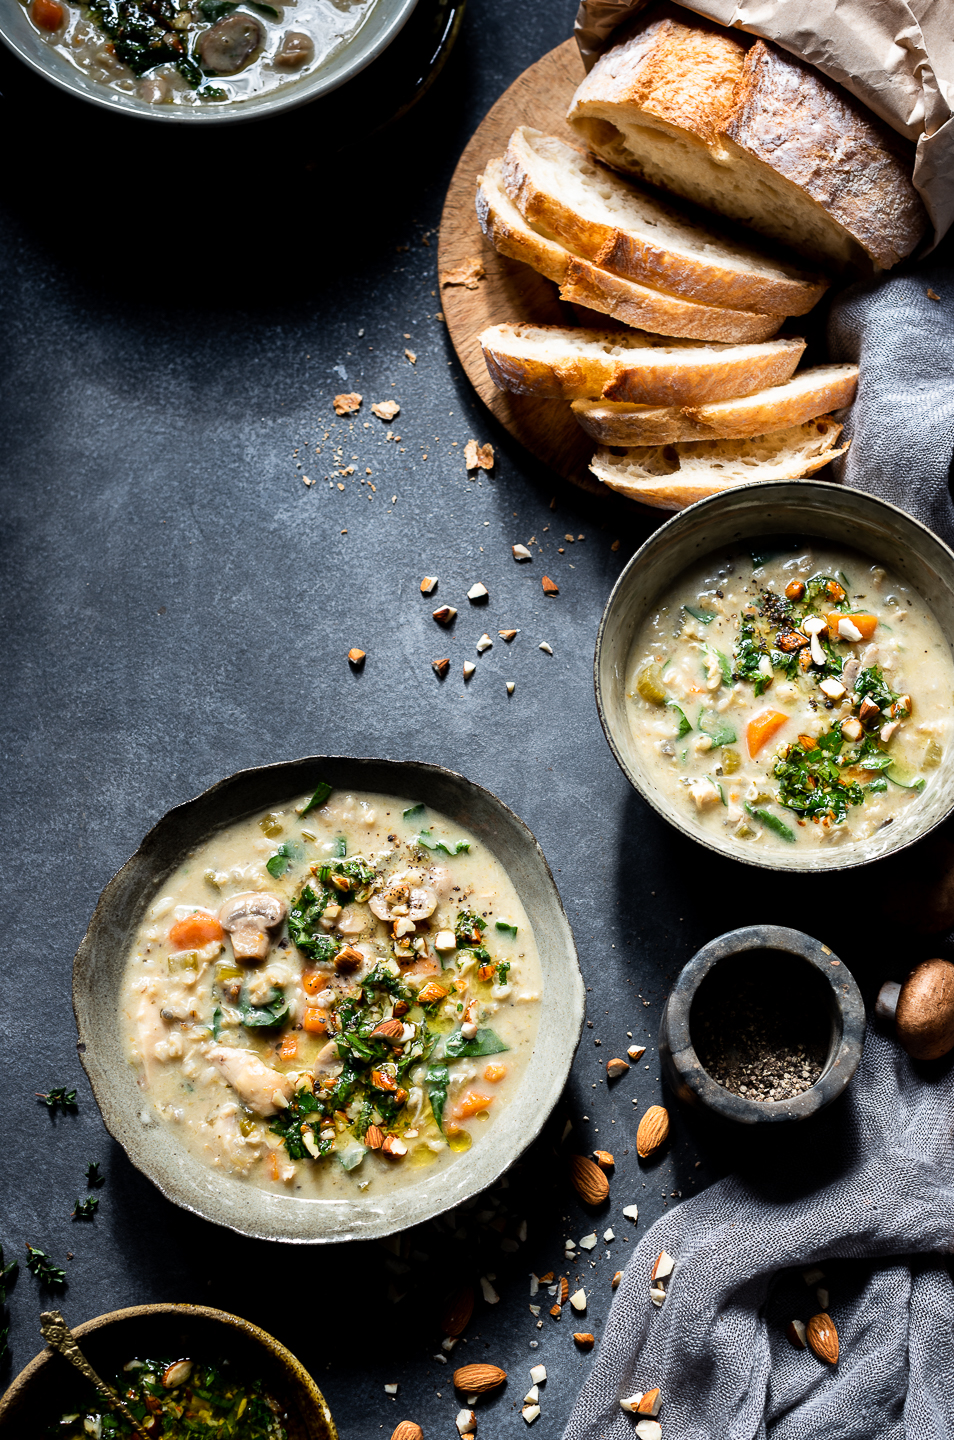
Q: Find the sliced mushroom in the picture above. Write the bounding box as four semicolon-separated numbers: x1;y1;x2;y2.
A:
218;892;288;961
197;12;264;74
876;958;954;1059
273;29;314;68
206;1045;294;1116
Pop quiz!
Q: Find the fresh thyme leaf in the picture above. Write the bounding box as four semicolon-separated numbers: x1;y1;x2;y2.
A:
25;1244;66;1289
495;921;518;938
744;803;796;843
36;1087;77;1112
300;781;333;818
239;987;289;1029
71;1196;99;1221
85;1161;105;1189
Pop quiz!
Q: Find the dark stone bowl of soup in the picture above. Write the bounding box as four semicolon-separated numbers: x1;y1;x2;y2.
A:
0;0;417;119
595;480;954;872
0;1302;337;1439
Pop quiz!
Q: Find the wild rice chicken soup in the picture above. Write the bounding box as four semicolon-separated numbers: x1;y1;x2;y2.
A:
20;0;376;106
120;785;542;1197
627;540;953;855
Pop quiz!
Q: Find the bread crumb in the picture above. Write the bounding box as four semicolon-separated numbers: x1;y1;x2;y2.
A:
464;440;495;472
927;288;941;301
405;350;417;365
372;400;400;421
333;392;362;416
441;257;485;290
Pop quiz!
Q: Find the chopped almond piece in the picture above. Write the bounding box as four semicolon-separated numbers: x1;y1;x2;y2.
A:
417;982;449;1003
499;629;518;641
420;575;438;594
542;576;559;595
433;605;457;624
606;1057;630;1079
593;1149;614;1170
347;648;366;666
432;658;450;679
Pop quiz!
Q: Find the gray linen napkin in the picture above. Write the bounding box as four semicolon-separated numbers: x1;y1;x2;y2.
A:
563;249;954;1439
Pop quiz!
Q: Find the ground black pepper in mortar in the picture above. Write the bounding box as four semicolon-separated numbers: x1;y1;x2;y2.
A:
691;956;830;1102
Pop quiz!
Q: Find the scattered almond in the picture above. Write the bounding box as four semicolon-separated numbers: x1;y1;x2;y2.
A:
537;1273;553;1285
569;1153;609;1205
637;1390;661;1417
786;1319;807;1349
506;681;515;694
593;1149;614;1170
573;1333;595;1349
418;982;448;1003
476;634;493;653
433;605;457;624
467;582;488;601
498;629;518;641
372;400;401;421
627;1045;646;1061
370;1019;404;1043
420;575;438;594
162;1361;193;1388
364;1125;384;1149
649;1287;666;1307
927;287;941;301
559;1276;569;1303
512;544;533;561
391;1426;423;1440
817;1287;829;1310
606;1057;630;1079
334;945;364;973
521;1405;540;1425
539;642;553;655
455;1408;476;1435
405;349;417;365
333;392;362;415
463;661;476;679
806;1313;838;1364
432;658;450;679
620;1396;643;1413
549;1304;561;1319
463;439;495;472
611;539;620;551
453;1364;506;1396
441;257;485;289
347;647;366;666
382;1135;408;1158
441;1286;474;1337
569;1289;586;1312
635;1423;661;1440
622;1204;639;1221
802;1267;825;1286
542;575;559;595
611;1271;622;1290
529;1364;546;1384
636;1105;670;1159
651;1251;674;1283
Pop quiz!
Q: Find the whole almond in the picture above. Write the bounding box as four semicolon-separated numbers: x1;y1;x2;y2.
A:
806;1313;838;1364
570;1154;610;1205
365;1125;384;1149
636;1105;670;1159
573;1333;595;1349
391;1425;423;1440
593;1149;615;1170
371;1019;405;1043
441;1287;474;1337
453;1363;506;1393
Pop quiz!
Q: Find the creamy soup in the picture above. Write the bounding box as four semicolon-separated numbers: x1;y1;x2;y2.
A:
119;786;542;1198
21;0;376;107
626;540;953;854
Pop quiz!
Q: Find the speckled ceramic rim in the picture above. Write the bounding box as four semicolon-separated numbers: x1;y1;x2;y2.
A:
72;755;583;1243
0;1303;337;1439
659;924;866;1125
593;479;954;873
0;0;418;123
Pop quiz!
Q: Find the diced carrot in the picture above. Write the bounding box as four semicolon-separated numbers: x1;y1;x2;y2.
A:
301;970;324;995
747;709;789;758
279;1034;298;1060
31;0;65;29
168;912;225;949
302;1007;329;1035
484;1064;506;1083
827;611;878;640
267;1151;281;1181
454;1091;494;1119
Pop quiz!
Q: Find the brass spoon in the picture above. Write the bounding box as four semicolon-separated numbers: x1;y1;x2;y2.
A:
39;1310;151;1439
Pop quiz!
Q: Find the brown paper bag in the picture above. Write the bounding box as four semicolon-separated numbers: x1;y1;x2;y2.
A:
573;0;954;245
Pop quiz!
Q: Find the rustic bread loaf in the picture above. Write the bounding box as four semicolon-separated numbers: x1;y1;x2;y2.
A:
567;4;927;272
589;417;847;509
478;323;805;405
476;159;783;343
572;363;859;444
501;126;825;314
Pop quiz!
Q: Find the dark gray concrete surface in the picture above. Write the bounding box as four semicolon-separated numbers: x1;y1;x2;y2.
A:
0;4;920;1435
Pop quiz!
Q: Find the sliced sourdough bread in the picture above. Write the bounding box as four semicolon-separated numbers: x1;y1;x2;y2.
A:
478;323;805;405
572;364;859;444
589;418;847;510
567;4;926;273
500;126;826;315
476;160;783;343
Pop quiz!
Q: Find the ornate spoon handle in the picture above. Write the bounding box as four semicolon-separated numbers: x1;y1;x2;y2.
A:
39;1310;151;1440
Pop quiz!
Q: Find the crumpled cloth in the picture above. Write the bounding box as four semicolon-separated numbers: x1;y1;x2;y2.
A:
572;0;954;248
562;1031;954;1439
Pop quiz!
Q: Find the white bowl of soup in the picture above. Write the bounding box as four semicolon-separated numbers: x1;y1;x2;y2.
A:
595;481;954;872
73;756;583;1242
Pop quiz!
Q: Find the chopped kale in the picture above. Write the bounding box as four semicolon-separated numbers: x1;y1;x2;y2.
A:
441;1027;509;1059
773;726;867;822
495;921;518;938
265;840;303;878
239;987;289;1028
85;0;204;85
269;1087;327;1161
288;884;342;962
402;803;425;820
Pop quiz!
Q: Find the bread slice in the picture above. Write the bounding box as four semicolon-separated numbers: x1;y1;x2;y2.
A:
572;364;859;444
567;4;926;273
500;126;826;315
589;418;847;510
478;323;805;405
476;159;782;344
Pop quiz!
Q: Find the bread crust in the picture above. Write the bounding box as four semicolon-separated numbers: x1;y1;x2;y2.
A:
568;4;926;271
501;127;825;315
572;363;858;443
478;323;805;405
477;161;782;343
589;417;847;509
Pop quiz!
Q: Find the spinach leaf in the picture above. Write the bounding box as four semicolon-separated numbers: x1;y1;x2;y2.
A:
415;829;471;855
199;0;235;17
300;780;332;818
333;836;347;858
248;0;279;15
86;0;204;84
887;765;926;792
495;920;518;938
441;1027;509;1059
240;987;288;1028
698;710;737;748
702;644;733;686
744;803;796;843
684;604;715;624
426;1063;449;1132
211;1005;223;1041
667;701;692;737
867;776;889;794
403;803;425;820
266;839;303;878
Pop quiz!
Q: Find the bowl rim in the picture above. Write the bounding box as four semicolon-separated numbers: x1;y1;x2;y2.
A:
0;0;419;124
72;754;584;1243
593;478;954;873
661;923;866;1123
0;1302;337;1436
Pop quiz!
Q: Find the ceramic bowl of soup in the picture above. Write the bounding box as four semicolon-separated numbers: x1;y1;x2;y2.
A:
595;480;954;872
0;0;418;119
73;755;583;1243
0;1303;336;1439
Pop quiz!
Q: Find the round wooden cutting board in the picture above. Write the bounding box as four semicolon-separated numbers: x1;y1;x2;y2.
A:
437;39;603;494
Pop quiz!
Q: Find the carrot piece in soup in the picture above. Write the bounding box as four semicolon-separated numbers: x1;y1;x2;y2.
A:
168;912;226;949
267;1151;281;1181
301;970;324;995
31;0;65;29
747;708;789;758
484;1064;506;1082
827;611;878;640
454;1091;494;1119
302;1007;329;1034
279;1034;298;1059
